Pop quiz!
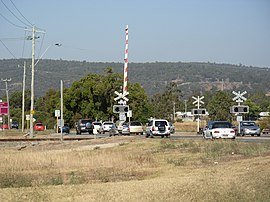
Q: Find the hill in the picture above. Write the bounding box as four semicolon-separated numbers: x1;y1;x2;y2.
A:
0;59;270;98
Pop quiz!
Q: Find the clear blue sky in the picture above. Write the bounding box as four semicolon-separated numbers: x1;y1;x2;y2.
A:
1;0;270;67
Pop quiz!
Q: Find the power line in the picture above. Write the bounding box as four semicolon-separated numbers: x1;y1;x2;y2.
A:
0;12;25;29
0;0;31;28
0;39;17;58
9;0;33;26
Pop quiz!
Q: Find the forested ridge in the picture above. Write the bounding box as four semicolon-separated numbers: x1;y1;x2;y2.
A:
0;59;269;98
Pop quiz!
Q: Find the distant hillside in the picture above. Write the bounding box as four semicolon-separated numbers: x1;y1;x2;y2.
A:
0;59;269;98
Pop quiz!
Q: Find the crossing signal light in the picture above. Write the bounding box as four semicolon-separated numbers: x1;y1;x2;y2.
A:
230;105;249;114
192;108;206;115
113;105;129;113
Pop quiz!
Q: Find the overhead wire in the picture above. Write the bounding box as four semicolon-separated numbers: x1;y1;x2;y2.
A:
0;39;17;58
9;0;33;26
0;0;32;28
0;12;25;29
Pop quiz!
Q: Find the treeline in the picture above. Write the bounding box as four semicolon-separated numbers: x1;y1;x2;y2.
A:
0;59;270;98
4;68;270;129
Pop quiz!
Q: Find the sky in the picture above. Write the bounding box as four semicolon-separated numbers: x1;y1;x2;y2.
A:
0;0;270;68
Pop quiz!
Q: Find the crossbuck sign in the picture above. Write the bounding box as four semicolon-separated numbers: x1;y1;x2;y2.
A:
192;96;204;108
114;91;129;105
232;91;247;104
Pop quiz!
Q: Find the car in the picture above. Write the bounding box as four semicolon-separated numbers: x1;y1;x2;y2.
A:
34;123;45;131
92;121;103;134
121;122;130;135
11;121;19;129
145;119;171;138
109;123;119;136
55;124;70;134
102;121;114;134
169;122;175;134
76;119;94;135
203;121;235;139
129;121;143;135
116;120;125;134
1;124;9;129
238;121;261;136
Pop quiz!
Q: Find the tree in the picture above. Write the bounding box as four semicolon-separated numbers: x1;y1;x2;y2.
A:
150;82;182;121
207;91;233;121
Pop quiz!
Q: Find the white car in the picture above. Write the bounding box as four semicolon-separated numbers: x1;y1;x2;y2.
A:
102;121;114;134
92;121;103;134
203;121;235;139
145;119;171;138
129;121;144;135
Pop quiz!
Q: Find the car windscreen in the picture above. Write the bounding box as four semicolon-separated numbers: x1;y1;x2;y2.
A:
93;122;102;126
155;121;167;127
104;122;113;125
81;120;91;124
242;122;256;126
212;122;232;129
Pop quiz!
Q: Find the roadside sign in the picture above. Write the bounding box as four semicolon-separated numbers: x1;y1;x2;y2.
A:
237;115;243;122
0;102;8;115
119;113;126;121
55;110;60;117
26;114;30;121
127;110;132;117
58;119;64;127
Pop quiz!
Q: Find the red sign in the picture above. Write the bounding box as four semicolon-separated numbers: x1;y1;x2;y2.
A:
0;102;8;115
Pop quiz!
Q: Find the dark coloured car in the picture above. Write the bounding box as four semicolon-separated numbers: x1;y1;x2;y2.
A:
76;119;94;135
11;121;19;129
55;124;70;134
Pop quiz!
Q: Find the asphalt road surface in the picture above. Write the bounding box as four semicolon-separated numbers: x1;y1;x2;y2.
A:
62;131;270;143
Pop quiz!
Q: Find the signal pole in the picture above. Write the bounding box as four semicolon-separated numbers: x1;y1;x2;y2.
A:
1;78;11;129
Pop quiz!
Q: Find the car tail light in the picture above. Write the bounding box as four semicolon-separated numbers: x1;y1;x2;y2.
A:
128;127;130;131
152;126;155;131
168;127;170;131
214;131;220;133
230;130;235;133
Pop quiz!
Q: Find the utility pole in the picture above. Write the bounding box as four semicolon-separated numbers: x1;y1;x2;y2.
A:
1;78;11;129
21;62;26;132
60;80;63;142
29;26;36;138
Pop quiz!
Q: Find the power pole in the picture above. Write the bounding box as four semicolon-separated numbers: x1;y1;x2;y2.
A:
60;80;63;142
21;61;26;132
29;26;36;137
1;78;11;129
27;26;45;137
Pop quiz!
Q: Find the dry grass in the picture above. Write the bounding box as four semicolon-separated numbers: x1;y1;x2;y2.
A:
0;137;270;202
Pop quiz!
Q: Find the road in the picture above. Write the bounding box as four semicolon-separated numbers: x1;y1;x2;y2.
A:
0;131;269;143
60;131;270;143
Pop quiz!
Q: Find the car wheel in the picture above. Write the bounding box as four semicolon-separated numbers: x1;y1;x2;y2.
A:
257;133;261;136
